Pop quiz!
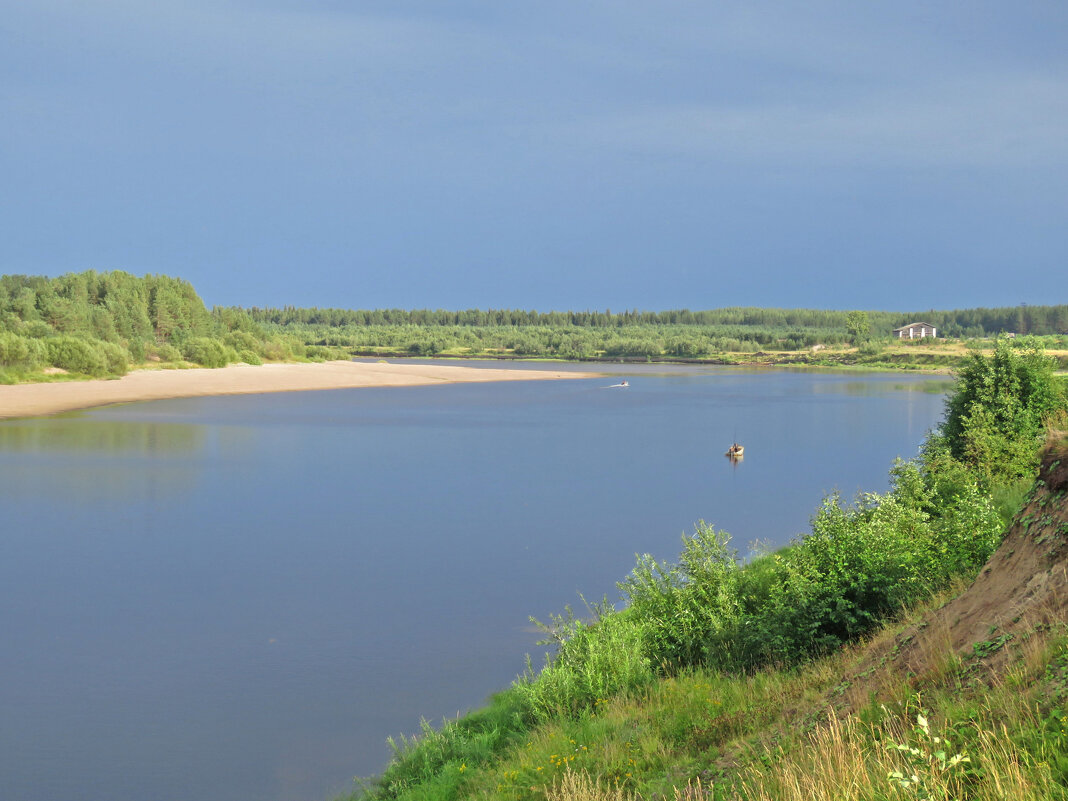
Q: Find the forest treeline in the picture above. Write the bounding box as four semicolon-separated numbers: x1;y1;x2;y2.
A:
244;302;1068;338
0;270;345;381
239;301;1068;363
2;269;1067;381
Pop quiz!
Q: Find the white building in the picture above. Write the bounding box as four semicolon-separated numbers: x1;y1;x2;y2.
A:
892;322;938;339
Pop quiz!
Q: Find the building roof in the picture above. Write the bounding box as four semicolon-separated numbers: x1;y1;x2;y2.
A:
892;321;937;331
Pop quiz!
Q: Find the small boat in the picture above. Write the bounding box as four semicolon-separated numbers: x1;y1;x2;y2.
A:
725;443;744;458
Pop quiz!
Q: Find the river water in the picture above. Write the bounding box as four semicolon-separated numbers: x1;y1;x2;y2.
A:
0;364;950;801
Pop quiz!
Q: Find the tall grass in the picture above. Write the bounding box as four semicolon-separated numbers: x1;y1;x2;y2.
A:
547;770;633;801
738;704;1062;801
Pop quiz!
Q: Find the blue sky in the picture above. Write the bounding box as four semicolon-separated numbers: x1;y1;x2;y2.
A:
2;1;1066;312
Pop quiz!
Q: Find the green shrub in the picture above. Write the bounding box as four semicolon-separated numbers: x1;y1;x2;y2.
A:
942;338;1066;485
666;337;703;357
755;491;936;660
97;341;130;376
619;523;742;669
526;451;1004;698
224;330;261;354
407;338;449;356
735;461;1001;668
20;321;53;338
238;349;263;365
180;337;236;368
0;331;46;369
45;336;108;376
260;337;302;360
515;608;654;723
857;340;885;357
126;338;146;363
154;342;183;362
603;338;663;358
304;344;338;361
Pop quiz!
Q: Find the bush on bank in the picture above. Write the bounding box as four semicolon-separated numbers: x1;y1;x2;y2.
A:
180;337;238;369
0;331;47;371
44;335;129;377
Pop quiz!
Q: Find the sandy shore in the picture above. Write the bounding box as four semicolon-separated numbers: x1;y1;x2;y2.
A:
0;360;599;420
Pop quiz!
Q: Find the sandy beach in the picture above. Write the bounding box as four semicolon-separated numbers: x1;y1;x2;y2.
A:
0;360;599;420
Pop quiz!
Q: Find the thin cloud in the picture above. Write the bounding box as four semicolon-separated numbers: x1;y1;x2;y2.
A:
540;72;1068;169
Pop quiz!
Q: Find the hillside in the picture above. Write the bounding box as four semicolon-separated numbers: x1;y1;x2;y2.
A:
842;435;1068;710
724;434;1068;801
661;436;1068;799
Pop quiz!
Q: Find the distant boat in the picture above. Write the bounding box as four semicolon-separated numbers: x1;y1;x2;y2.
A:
725;443;744;459
606;380;629;388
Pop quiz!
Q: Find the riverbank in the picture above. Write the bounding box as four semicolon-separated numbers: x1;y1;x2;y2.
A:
0;360;599;419
350;341;1068;372
361;350;960;372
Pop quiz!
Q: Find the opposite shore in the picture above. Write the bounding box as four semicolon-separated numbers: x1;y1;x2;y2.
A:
0;360;599;420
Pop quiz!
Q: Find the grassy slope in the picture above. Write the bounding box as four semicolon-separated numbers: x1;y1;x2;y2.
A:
346;439;1068;801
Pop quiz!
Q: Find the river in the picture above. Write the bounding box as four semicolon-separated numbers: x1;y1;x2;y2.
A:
0;364;950;801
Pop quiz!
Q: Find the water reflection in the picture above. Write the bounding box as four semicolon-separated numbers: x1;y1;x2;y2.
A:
0;417;211;502
811;379;955;397
0;418;203;454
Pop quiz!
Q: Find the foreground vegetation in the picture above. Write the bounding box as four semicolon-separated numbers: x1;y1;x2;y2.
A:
2;271;1067;383
342;342;1068;800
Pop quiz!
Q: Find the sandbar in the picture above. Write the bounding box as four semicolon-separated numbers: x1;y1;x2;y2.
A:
0;360;600;420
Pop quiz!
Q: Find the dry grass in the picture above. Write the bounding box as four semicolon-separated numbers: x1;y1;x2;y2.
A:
672;777;714;800
546;770;636;801
731;706;1059;801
